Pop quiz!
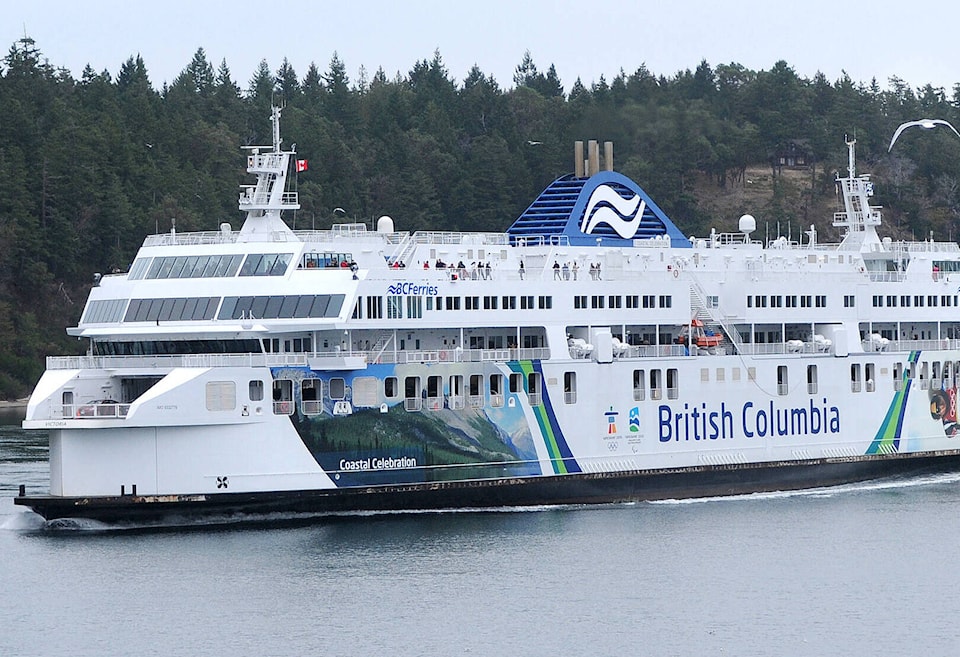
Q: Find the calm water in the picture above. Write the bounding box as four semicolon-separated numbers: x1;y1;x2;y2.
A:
2;413;960;657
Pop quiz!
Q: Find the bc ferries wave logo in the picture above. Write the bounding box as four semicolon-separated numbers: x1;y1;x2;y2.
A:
580;185;647;239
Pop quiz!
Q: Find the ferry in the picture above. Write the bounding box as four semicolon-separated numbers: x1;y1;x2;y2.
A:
16;108;960;522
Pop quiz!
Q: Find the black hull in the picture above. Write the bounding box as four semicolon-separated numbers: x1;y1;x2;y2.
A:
15;451;960;524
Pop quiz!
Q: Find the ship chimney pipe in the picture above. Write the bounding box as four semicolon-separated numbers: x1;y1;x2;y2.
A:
588;140;599;176
604;141;614;171
574;141;584;178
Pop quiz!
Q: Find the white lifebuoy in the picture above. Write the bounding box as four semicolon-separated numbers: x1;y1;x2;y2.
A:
673;269;679;279
858;265;865;273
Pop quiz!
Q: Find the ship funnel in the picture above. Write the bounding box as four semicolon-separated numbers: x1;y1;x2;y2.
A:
575;140;614;177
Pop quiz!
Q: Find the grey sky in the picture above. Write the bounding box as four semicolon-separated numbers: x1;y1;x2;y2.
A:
5;0;958;93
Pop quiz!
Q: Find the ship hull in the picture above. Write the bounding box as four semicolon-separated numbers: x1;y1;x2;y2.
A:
17;450;960;523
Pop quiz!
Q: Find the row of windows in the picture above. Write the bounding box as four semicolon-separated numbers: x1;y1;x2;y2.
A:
129;253;293;280
768;362;880;395
124;297;220;323
575;295;672;310
93;294;346;324
299;252;355;269
934;260;960;272
748;294;827;309
251;368;689;416
356;293;677;320
212;372;547;415
631;368;680;401
84;298;128;324
93;339;262;356
893;359;960;392
872;295;958;308
357;295;552;320
218;294;345;320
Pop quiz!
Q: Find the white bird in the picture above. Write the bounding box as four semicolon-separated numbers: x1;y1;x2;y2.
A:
888;118;960;152
527;140;542;146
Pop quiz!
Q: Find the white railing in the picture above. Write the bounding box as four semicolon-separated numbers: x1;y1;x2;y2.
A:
864;338;960;353
412;231;510;246
247;153;286;170
46;351;373;371
62;402;130;419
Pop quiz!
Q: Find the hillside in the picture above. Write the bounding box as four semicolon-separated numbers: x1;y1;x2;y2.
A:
690;165;832;241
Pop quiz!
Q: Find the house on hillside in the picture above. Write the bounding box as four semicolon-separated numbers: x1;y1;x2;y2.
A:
774;140;811;168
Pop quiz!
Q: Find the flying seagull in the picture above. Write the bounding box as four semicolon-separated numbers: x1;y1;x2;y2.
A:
888;118;960;152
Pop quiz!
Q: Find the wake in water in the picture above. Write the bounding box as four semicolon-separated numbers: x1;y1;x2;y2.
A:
649;470;960;505
0;502;580;533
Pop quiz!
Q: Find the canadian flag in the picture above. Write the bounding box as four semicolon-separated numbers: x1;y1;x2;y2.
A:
296;159;308;172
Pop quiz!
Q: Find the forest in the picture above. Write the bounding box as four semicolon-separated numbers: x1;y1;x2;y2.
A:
2;36;960;399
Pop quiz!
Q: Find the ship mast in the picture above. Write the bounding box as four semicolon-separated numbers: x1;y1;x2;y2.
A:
833;137;883;251
237;106;299;239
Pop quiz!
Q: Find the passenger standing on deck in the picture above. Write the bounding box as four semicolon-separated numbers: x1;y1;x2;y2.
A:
572;261;579;280
519;261;525;279
553;261;561;280
562;262;570;280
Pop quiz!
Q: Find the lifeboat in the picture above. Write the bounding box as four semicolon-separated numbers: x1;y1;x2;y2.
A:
676;319;723;349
